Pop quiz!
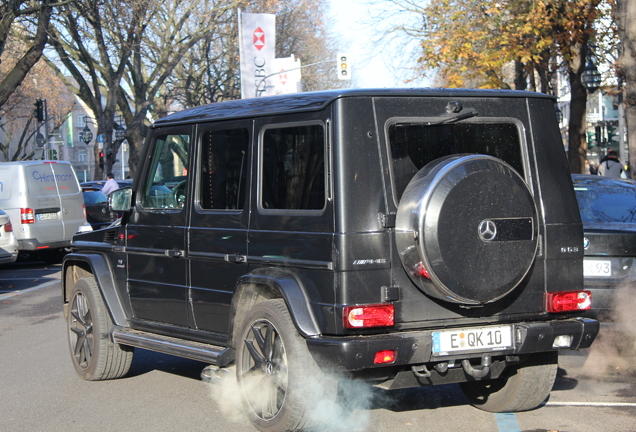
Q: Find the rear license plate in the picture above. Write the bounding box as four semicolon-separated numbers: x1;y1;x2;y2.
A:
584;259;611;277
432;325;513;355
37;212;58;221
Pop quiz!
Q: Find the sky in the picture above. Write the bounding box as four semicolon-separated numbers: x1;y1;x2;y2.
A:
326;0;431;88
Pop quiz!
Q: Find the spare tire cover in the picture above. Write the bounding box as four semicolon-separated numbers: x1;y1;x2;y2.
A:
395;154;538;305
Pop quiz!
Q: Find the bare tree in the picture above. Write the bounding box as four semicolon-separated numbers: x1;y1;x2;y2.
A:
118;0;240;175
168;0;340;112
0;0;56;108
46;0;147;179
0;38;75;161
265;0;341;92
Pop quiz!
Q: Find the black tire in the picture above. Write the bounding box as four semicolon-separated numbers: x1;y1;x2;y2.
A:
460;351;558;412
67;277;134;380
236;299;338;432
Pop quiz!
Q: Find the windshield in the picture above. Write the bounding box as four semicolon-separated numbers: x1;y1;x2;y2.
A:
574;183;636;223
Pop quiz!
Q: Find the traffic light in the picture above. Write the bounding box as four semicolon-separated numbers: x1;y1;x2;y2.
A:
99;151;104;169
34;99;45;122
594;125;603;146
48;149;58;160
587;131;596;148
337;53;351;80
606;121;619;144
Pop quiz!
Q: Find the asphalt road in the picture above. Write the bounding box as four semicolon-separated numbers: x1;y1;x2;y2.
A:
1;262;635;432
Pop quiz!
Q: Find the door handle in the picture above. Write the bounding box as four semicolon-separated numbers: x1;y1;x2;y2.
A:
165;249;185;258
225;254;246;263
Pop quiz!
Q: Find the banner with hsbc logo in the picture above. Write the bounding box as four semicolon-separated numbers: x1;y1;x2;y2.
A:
239;12;276;99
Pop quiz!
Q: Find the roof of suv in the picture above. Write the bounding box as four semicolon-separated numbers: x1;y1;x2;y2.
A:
152;88;555;127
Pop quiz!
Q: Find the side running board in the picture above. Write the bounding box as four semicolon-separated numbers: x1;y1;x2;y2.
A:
112;327;235;367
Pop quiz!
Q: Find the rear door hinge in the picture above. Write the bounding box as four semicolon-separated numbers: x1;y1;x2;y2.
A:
380;213;396;228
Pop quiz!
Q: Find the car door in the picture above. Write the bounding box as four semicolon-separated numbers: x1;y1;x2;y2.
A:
126;126;192;327
188;121;251;334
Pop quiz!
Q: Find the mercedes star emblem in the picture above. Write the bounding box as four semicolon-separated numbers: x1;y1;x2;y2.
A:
478;219;497;242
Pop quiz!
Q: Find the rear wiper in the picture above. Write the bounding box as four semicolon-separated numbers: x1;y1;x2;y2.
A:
427;110;479;125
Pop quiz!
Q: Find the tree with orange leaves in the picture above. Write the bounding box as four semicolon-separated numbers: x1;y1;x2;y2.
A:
382;0;610;174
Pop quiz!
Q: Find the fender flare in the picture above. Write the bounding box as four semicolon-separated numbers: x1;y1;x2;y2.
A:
229;268;322;343
62;253;128;326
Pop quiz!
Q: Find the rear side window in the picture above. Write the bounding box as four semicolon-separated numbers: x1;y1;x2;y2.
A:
260;124;325;211
199;128;249;210
388;121;524;201
26;164;57;197
51;163;80;195
26;163;80;197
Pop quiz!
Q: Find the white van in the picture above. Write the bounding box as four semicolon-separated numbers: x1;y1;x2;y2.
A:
0;161;87;258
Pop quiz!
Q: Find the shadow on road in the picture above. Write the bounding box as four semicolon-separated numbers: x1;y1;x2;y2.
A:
0;261;61;297
367;384;467;412
126;348;208;381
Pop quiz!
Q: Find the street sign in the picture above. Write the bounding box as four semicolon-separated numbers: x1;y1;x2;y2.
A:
97;134;105;143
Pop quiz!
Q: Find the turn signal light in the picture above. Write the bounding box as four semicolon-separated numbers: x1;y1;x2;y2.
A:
546;291;592;313
374;350;397;364
344;304;395;329
20;208;35;224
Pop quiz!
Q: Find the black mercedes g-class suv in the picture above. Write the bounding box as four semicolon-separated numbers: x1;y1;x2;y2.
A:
62;89;598;432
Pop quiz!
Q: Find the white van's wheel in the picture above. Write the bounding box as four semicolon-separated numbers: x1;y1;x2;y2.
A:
67;277;133;380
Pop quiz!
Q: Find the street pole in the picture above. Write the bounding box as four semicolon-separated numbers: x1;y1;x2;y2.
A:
618;82;628;174
43;99;49;160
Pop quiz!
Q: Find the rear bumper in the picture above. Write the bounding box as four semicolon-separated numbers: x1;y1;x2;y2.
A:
18;238;71;251
306;317;599;372
0;251;18;264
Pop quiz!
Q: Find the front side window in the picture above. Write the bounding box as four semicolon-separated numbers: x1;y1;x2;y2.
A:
199;128;249;210
261;124;325;211
141;133;190;209
389;121;524;202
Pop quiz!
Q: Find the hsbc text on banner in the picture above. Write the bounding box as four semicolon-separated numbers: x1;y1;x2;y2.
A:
240;12;276;99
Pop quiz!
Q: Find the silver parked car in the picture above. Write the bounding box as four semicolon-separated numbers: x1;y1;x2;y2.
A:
0;209;18;264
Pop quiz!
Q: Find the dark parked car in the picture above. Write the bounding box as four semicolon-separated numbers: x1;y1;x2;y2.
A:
64;89;598;432
573;174;636;321
81;187;117;230
81;180;131;190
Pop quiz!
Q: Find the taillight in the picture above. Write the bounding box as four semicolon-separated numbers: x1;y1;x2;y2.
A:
344;304;395;329
20;208;35;224
373;350;397;364
414;261;430;279
82;203;86;219
4;222;12;232
546;291;592;313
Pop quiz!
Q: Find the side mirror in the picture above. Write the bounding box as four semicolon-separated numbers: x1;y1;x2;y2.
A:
109;187;132;212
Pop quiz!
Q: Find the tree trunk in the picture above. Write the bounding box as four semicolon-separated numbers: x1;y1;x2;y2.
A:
567;43;589;174
618;0;636;177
